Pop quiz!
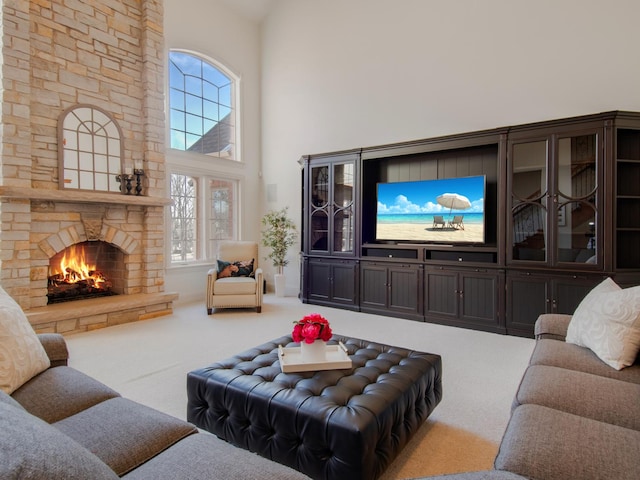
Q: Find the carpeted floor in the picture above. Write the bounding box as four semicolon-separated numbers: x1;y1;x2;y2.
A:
65;295;535;479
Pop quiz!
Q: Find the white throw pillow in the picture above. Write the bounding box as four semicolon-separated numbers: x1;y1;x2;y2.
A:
566;278;640;370
0;287;50;394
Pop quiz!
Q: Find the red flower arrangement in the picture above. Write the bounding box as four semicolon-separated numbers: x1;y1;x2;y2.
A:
292;313;332;344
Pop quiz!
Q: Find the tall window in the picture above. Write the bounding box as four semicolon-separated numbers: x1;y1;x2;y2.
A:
169;173;238;264
209;178;237;255
170;174;197;262
167;51;240;265
169;51;237;159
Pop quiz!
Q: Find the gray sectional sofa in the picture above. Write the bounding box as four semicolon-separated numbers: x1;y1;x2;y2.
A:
422;313;640;480
3;277;638;479
1;333;310;480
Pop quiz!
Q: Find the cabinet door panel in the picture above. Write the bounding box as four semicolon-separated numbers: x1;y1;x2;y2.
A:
506;275;548;335
360;265;387;308
332;263;357;304
332;162;355;254
309;165;330;252
554;279;597;315
425;270;458;318
510;140;549;264
389;267;420;313
555;134;599;266
308;262;331;301
461;274;497;324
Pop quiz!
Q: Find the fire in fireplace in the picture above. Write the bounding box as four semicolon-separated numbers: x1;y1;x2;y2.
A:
47;241;119;304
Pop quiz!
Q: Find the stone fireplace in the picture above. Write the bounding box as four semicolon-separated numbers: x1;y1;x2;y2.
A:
0;0;177;334
0;192;177;334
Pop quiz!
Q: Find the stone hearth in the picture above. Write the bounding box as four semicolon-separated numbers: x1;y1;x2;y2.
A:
26;292;178;334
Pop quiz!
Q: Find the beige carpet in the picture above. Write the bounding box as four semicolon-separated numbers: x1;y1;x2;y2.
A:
65;295;535;479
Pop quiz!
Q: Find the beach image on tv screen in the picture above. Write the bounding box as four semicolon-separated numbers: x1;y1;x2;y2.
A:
376;175;485;244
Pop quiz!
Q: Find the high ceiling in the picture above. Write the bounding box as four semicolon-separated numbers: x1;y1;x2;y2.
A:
218;0;275;22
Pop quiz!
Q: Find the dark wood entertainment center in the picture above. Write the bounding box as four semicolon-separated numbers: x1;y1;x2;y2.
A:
300;111;640;337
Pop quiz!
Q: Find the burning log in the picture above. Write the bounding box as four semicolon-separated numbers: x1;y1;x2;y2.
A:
47;278;114;303
49;271;111;288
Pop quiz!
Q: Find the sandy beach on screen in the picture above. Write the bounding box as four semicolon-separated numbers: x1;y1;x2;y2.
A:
377;222;484;243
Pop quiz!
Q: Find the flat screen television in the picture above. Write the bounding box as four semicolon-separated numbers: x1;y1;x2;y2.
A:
376;175;486;244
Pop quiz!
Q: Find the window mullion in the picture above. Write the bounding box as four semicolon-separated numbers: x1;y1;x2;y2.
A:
202;178;210;260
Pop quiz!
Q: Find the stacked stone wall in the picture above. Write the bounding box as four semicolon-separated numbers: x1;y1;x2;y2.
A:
0;0;168;317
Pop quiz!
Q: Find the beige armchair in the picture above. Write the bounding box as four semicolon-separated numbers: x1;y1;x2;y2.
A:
206;241;263;314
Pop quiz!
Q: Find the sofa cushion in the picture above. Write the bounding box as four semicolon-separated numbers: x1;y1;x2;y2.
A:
0;401;119;480
213;276;257;295
514;364;640;430
122;431;312;480
495;404;640;480
0;388;25;410
0;286;51;394
11;365;120;423
530;338;640;384
54;397;197;476
566;277;640;370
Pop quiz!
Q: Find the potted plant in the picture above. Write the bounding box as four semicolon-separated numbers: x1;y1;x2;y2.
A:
261;207;297;297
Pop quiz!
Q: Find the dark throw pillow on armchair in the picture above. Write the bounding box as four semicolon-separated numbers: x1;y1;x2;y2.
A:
217;259;254;278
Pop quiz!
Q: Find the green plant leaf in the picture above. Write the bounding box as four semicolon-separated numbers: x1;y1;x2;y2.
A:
261;207;298;272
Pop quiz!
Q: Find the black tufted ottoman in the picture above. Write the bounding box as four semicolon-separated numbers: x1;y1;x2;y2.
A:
187;335;442;480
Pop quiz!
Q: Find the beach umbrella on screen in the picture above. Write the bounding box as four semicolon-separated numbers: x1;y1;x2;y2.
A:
436;193;471;220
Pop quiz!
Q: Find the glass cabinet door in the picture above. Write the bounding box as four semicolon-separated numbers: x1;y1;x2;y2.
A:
554;133;598;265
308;161;356;254
510;131;600;267
333;163;355;253
511;140;549;262
310;165;329;251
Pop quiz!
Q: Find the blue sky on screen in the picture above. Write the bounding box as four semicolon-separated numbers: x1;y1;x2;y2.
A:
377;176;485;214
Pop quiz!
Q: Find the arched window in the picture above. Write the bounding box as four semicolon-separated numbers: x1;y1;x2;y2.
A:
58;105;123;192
168;51;237;160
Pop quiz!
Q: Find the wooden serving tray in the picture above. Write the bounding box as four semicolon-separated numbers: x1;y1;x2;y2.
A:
278;342;353;373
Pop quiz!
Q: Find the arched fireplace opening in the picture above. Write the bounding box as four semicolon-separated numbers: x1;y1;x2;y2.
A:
47;241;125;304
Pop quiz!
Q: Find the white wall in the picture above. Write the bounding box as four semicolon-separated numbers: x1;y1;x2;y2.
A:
163;0;640;301
163;0;263;303
261;0;640;290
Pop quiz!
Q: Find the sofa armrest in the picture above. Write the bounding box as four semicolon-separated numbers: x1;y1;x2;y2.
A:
254;267;264;304
37;333;69;367
206;268;218;312
534;314;572;341
207;267;218;281
254;267;263;281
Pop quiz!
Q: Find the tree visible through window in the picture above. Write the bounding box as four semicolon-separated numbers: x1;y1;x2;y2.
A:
169;174;237;263
209;179;236;255
169;51;236;159
171;174;197;262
